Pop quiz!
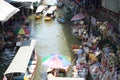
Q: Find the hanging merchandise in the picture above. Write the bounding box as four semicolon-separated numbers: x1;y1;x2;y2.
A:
89;62;104;80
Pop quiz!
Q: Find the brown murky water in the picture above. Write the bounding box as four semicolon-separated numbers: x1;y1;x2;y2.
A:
27;8;81;80
0;8;81;80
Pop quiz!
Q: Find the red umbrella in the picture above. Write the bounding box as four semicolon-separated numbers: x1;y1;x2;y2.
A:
24;28;30;34
71;13;86;21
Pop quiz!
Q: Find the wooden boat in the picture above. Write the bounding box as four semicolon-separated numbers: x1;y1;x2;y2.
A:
35;5;47;19
47;66;70;77
3;39;38;80
57;16;65;24
44;5;57;21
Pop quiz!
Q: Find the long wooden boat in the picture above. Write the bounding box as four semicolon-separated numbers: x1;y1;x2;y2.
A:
35;5;47;19
49;66;70;77
44;5;57;21
57;16;65;24
3;39;38;80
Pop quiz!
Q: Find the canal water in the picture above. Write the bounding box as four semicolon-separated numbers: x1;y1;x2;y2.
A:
0;8;81;80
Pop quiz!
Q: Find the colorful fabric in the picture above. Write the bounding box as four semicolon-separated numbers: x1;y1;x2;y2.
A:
42;54;71;69
3;76;7;80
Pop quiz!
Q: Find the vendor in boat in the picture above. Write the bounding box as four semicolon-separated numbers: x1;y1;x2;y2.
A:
47;68;59;77
46;68;54;74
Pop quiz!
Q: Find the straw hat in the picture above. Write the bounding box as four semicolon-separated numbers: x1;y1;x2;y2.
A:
46;68;53;72
83;31;86;34
80;20;84;25
93;39;97;43
79;45;82;48
95;51;101;56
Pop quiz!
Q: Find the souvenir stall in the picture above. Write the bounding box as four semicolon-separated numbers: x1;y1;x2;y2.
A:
102;52;120;80
72;57;88;79
71;45;88;79
71;20;88;40
98;21;118;44
89;62;104;80
99;21;108;40
92;47;120;80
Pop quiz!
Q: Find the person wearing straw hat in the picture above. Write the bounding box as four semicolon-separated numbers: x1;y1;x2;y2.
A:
46;68;54;73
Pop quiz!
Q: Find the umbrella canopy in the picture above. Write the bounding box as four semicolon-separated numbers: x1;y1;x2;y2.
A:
15;27;30;35
42;54;71;69
71;13;86;21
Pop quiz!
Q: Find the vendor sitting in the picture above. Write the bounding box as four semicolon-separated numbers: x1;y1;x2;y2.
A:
86;50;98;66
